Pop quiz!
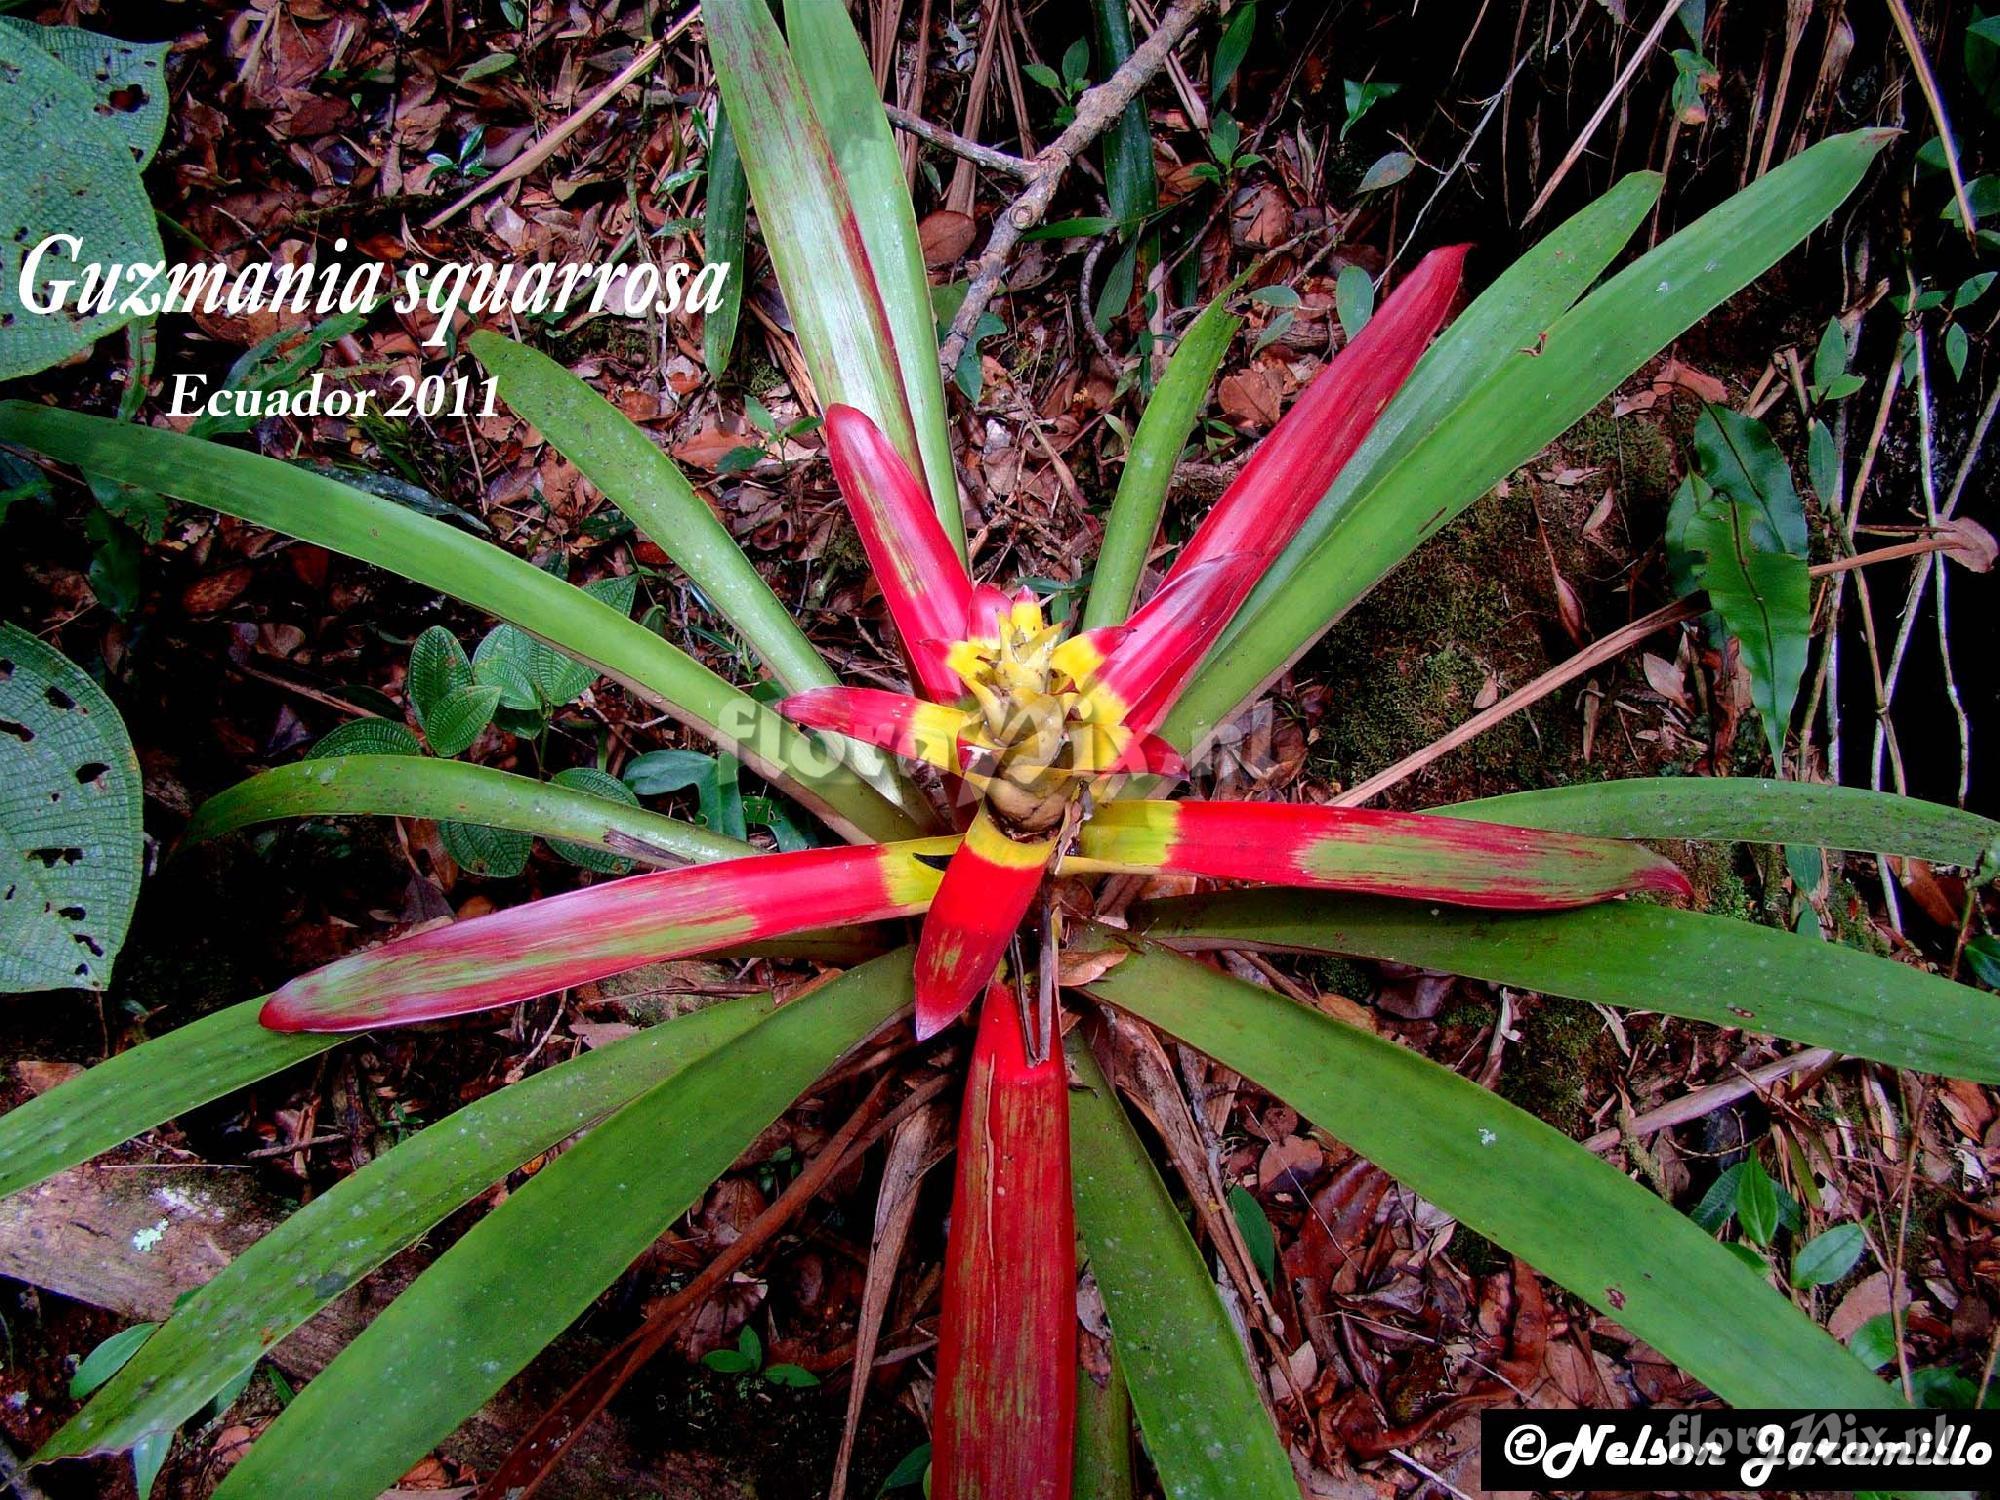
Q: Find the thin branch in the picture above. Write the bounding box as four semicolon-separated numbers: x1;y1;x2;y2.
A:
1580;1048;1836;1154
885;104;1035;179
1884;0;1979;243
937;0;1215;373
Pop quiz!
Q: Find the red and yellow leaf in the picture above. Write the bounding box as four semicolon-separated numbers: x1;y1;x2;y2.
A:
779;685;985;775
1058;556;1260;729
932;983;1075;1500
1068;799;1691;909
261;839;957;1031
913;807;1054;1038
1114;246;1468;729
825;404;974;700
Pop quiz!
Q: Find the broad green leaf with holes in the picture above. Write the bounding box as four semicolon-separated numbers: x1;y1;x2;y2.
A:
0;624;141;992
0;26;166;379
0;19;170;169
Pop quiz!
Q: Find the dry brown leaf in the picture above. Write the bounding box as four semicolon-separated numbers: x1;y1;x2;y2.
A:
1894;858;1962;928
182;566;256;616
1940;517;1996;573
1828;1271;1904;1342
1641;651;1691;711
1057;945;1131;987
918;209;976;266
14;1059;83;1095
1218;366;1283;429
1257;1134;1325;1193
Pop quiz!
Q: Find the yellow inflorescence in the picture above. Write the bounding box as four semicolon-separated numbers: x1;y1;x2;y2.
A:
946;600;1134;835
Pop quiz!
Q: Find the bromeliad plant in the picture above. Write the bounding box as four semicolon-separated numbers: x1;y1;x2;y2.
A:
2;3;1998;1497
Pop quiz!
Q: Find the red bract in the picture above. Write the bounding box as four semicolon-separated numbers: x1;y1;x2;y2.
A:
931;984;1075;1500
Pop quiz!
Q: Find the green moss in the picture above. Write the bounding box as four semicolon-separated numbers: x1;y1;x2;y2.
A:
1306;485;1565;802
1303;954;1375;1003
1824;877;1894;958
1563;404;1676;508
1500;995;1617;1136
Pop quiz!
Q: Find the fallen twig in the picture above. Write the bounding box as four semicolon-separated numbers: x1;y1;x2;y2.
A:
1581;1048;1836;1154
885;104;1034;179
937;0;1215;373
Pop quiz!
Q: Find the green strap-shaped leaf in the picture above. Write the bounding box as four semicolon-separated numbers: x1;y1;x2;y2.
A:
186;754;755;867
43;992;775;1460
1087;0;1158;227
0;404;920;845
1443;778;2000;868
1083;289;1242;630
784;0;963;555
210;951;913;1500
702;101;748;381
1137;889;2000;1082
1082;946;1901;1409
0;1001;341;1202
1164;170;1661;749
469;332;843;703
1071;1346;1135;1500
1068;1036;1295;1500
1170;130;1890;754
705;0;954;552
0;623;142;992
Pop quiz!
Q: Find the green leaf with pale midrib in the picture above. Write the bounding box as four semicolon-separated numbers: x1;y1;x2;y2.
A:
0;404;918;845
1083;945;1902;1409
1169;131;1890;754
782;0;962;554
1136;889;2000;1082
210;951;913;1500
1084;286;1242;631
469;332;836;702
1068;1037;1295;1500
1440;778;2000;868
41;992;774;1460
0;1001;340;1203
706;0;952;550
